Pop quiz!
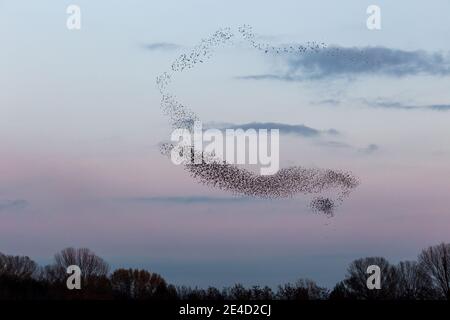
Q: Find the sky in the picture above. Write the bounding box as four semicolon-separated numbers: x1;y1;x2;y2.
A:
1;0;450;288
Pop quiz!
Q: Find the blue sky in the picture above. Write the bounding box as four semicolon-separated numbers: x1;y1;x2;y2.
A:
1;0;450;288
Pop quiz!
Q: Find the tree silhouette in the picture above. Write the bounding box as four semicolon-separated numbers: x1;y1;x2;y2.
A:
2;243;450;300
329;281;351;300
343;257;398;299
42;247;111;299
220;284;274;300
0;253;38;278
110;268;169;299
50;247;109;281
204;286;225;300
249;285;274;300
277;279;328;300
418;243;450;300
226;283;253;300
0;252;46;299
176;286;206;300
395;260;435;299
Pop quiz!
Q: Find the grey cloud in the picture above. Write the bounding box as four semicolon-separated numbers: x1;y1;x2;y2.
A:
364;99;450;111
206;122;339;137
239;46;450;81
142;42;181;51
208;122;378;154
365;99;419;110
236;74;296;81
317;141;380;154
312;99;341;106
314;98;450;112
317;140;352;149
359;144;379;154
428;104;450;111
0;199;28;211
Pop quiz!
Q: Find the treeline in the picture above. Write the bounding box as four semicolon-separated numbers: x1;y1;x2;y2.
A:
1;243;450;300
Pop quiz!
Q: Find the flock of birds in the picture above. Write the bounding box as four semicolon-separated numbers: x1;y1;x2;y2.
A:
238;25;327;55
156;25;359;216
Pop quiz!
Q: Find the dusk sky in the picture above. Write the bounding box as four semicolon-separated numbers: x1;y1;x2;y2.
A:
2;0;450;288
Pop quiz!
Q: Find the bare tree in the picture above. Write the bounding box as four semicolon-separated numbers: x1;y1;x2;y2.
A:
205;286;224;300
395;260;435;299
329;281;351;300
176;285;205;300
418;243;450;300
225;283;253;300
0;252;38;278
249;285;274;300
277;279;328;300
344;257;398;299
0;252;6;274
49;247;109;282
110;268;168;299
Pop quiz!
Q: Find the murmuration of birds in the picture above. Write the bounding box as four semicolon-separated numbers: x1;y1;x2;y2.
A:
156;25;360;217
